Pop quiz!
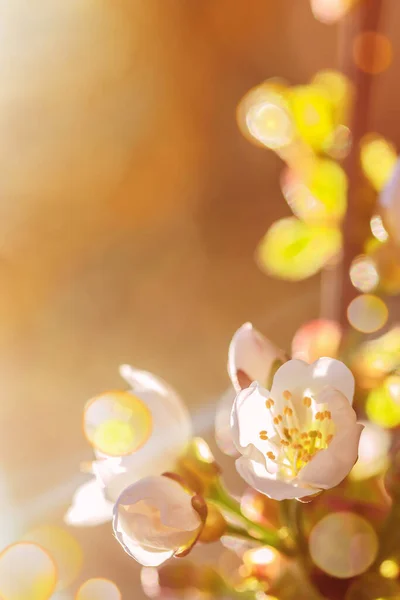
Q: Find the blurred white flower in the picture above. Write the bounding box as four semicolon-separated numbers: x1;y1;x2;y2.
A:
216;323;285;457
65;366;191;526
65;479;114;527
113;475;204;567
231;358;363;500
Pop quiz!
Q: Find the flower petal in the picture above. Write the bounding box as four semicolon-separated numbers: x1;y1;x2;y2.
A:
228;323;285;391
116;537;174;567
231;383;277;457
235;457;319;500
298;422;363;489
309;357;355;404
64;479;114;527
119;365;191;434
215;388;240;457
315;387;357;429
270;357;355;406
115;476;200;531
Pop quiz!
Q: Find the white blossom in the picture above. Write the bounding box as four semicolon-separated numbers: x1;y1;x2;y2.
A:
231;358;363;500
65;366;191;526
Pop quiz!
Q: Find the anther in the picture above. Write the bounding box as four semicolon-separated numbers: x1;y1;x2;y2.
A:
283;390;292;401
266;451;276;460
303;396;312;408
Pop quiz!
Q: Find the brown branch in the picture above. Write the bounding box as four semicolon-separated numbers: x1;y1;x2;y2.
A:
338;0;385;328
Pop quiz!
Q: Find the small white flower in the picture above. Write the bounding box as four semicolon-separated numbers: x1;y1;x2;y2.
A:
215;323;285;457
231;358;363;500
113;475;204;567
65;366;191;526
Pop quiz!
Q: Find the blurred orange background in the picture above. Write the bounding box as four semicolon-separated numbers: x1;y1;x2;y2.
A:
0;0;399;597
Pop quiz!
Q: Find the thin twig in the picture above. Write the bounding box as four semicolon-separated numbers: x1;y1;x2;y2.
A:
321;1;385;328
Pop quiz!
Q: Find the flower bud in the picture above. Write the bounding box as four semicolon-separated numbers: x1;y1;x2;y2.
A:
113;475;206;566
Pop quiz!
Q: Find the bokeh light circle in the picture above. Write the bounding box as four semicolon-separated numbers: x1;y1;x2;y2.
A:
76;579;121;600
257;217;341;281
289;85;333;150
366;376;400;428
350;420;391;481
83;390;152;457
281;159;347;224
360;135;397;192
309;512;378;578
291;319;342;363
310;0;352;24
23;526;83;590
370;215;389;242
237;80;293;149
380;559;400;580
246;101;294;149
349;256;379;293
353;32;392;75
347;294;388;333
0;542;57;600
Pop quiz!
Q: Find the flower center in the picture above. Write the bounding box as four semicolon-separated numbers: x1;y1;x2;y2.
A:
260;390;335;477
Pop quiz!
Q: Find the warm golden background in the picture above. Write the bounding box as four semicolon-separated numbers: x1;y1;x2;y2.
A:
0;0;399;597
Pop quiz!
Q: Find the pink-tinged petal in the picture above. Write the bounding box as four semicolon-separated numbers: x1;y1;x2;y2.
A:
215;388;240;457
228;323;285;391
231;383;276;456
64;479;113;527
298;423;364;489
235;457;319;501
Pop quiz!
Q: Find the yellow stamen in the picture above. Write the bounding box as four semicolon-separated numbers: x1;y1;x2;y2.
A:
283;390;292;401
267;452;276;460
303;396;312;408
